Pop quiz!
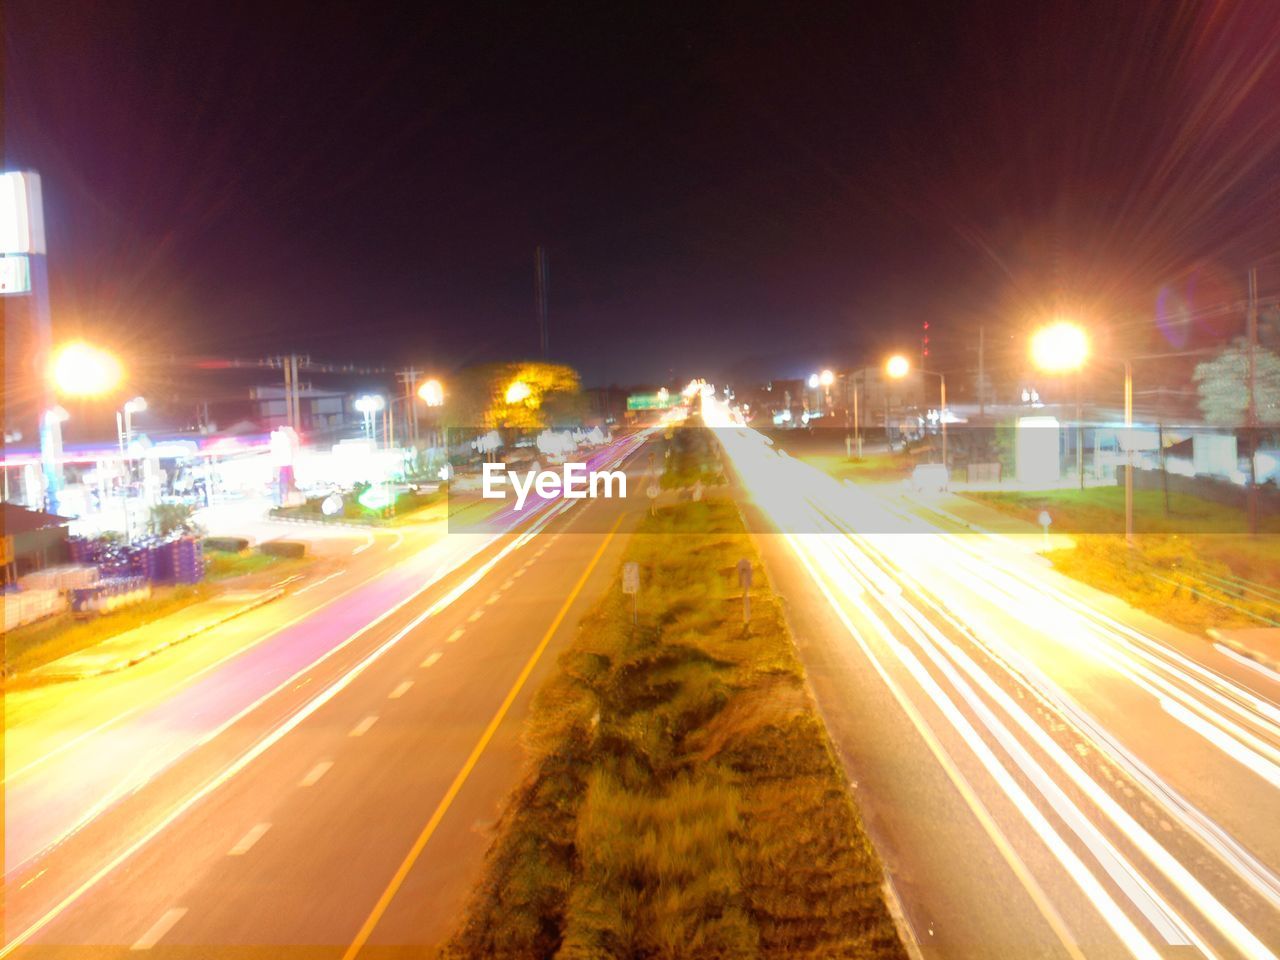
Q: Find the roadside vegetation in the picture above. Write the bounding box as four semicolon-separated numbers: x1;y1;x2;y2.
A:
966;488;1280;636
269;484;444;525
660;426;727;488
444;499;906;960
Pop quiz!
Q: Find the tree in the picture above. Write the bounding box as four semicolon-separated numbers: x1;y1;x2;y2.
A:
1193;340;1280;426
441;361;583;432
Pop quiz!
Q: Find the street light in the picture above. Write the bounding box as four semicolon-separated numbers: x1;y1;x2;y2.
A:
1028;322;1135;546
505;380;532;404
355;394;385;441
51;341;123;397
115;397;146;542
417;378;444;407
886;354;947;474
819;369;834;387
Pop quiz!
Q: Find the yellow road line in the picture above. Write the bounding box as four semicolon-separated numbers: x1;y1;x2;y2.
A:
341;513;625;960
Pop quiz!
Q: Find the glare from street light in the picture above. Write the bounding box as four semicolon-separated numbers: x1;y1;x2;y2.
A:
1030;321;1089;373
354;394;385;414
505;380;532;404
885;354;910;379
51;341;122;397
819;369;835;387
418;378;444;407
124;396;147;414
807;373;820;389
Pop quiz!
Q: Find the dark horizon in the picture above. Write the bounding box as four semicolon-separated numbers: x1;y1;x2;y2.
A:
6;2;1280;385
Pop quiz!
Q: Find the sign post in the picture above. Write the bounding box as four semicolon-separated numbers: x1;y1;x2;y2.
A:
622;561;639;624
737;557;753;626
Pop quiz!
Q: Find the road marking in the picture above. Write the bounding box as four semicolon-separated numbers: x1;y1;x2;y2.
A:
228;823;271;856
340;513;624;960
295;570;346;596
131;908;187;951
445;628;464;644
349;716;378;737
389;532;404;551
1214;643;1280;684
501;577;515;590
421;652;442;668
513;566;527;577
485;591;501;606
389;680;413;699
352;534;374;556
299;761;333;787
468;609;485;623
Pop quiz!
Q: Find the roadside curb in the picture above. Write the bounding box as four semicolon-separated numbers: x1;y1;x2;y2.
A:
26;586;287;684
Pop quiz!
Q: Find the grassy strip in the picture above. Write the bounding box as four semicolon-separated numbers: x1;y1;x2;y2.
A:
4;583;213;677
660;426;727;489
444;500;906;960
965;489;1280;634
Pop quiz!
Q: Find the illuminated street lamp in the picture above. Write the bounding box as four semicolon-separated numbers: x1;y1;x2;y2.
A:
355;393;385;441
886;354;947;474
807;372;820;389
819;369;834;387
505;380;532;404
417;378;444;407
115;397;146;542
51;341;123;397
1028;321;1136;546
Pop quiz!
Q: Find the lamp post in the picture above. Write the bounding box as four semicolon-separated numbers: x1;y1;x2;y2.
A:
886;355;946;474
1029;321;1139;546
115;397;146;541
355;394;385;442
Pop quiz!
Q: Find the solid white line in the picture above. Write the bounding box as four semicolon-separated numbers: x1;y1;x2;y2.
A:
1214;643;1280;685
352;535;374;556
421;652;442;669
227;823;271;856
298;761;333;787
130;908;187;950
349;716;378;737
388;680;413;699
445;628;464;644
295;570;346;596
389;532;404;551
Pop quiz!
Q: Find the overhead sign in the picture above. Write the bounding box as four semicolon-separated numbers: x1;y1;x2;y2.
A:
627;393;674;411
0;255;31;295
0;171;47;255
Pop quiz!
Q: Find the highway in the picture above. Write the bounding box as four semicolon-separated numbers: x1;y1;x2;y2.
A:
2;434;649;958
713;417;1280;960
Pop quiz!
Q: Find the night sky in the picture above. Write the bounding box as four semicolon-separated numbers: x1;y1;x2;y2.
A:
6;1;1280;386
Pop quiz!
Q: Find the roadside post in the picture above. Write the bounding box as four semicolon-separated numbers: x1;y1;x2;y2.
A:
622;561;639;624
646;483;659;516
737;557;753;627
1038;510;1052;551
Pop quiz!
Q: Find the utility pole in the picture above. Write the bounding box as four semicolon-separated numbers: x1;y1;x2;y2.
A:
396;367;421;448
535;245;550;358
1246;267;1259;535
978;325;986;419
281;354;294;431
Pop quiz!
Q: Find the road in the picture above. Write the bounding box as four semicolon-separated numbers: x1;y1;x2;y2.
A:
3;434;649;958
713;419;1280;960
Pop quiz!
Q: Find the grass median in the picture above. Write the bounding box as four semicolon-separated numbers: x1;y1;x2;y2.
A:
444;499;906;960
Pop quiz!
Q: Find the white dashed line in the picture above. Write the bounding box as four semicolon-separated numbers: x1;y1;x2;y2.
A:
295;571;345;596
485;592;501;606
501;577;515;590
349;716;378;737
445;628;464;644
389;680;413;699
228;823;271;856
468;609;485;623
131;908;187;950
513;566;527;578
421;652;443;669
299;761;333;787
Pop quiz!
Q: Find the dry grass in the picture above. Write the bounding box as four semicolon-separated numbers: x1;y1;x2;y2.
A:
444;500;905;960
